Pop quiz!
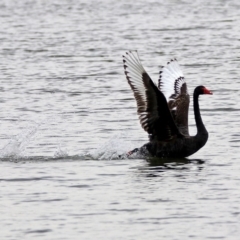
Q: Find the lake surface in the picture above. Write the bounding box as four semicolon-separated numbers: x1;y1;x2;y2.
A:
1;0;240;239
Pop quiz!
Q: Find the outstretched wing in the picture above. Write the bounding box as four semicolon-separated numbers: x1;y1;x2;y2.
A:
123;51;183;141
158;59;190;136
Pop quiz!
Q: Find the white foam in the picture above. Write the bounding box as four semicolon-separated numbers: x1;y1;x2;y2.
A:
87;132;137;160
0;122;40;159
54;143;69;158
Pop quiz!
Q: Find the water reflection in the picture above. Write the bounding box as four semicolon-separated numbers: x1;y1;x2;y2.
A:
137;157;205;178
147;157;205;167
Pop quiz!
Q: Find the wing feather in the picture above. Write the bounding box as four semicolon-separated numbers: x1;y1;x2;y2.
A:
123;51;183;141
158;59;190;136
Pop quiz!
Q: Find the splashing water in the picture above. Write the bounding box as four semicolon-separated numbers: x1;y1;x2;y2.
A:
0;114;64;159
0;122;41;159
87;132;140;160
54;143;69;158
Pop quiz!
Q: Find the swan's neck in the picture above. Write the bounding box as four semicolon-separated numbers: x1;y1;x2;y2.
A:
193;91;207;135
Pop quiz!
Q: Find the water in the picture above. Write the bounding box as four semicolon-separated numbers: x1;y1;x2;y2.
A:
1;0;240;239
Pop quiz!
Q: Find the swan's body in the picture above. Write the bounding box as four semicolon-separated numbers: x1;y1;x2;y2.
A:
123;51;212;158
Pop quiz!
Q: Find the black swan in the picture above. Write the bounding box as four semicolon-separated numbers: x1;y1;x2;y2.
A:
122;50;212;158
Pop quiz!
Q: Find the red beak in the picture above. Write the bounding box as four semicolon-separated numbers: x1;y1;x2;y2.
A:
203;87;213;95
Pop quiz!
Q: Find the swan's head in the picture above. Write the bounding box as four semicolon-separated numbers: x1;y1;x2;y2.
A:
196;86;213;95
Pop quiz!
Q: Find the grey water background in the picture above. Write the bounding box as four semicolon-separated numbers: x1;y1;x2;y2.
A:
1;0;240;239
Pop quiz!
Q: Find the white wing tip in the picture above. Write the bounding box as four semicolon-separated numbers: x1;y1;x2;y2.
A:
123;50;138;56
167;58;178;64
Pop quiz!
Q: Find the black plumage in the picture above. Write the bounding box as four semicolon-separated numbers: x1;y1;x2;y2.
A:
123;51;212;158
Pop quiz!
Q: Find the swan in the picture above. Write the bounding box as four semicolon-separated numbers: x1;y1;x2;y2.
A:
123;50;212;158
